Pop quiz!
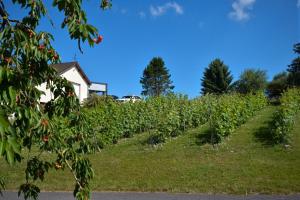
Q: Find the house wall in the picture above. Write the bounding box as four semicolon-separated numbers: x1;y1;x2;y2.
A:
61;66;89;102
38;66;89;103
89;83;107;92
37;82;53;103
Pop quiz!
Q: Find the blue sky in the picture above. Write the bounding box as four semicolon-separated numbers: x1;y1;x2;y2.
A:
7;0;300;98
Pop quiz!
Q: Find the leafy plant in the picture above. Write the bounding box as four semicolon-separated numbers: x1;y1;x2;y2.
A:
287;43;300;87
268;88;300;144
210;92;267;141
83;92;268;147
232;69;267;94
82;94;112;108
0;1;111;199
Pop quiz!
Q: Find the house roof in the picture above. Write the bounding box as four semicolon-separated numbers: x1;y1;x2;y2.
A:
52;62;91;85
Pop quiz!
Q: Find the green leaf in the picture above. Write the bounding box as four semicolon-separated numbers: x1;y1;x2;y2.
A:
5;145;14;165
0;140;6;156
0;67;3;84
0;109;9;133
7;136;21;155
8;86;16;106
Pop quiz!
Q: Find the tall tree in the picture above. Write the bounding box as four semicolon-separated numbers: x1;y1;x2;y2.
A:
0;1;111;199
201;59;233;95
140;57;174;96
287;43;300;86
234;69;267;94
267;72;288;98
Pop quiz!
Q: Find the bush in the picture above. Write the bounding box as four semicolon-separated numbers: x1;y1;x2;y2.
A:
82;94;113;108
269;88;300;144
78;92;267;147
211;92;267;139
82;94;213;147
150;94;213;144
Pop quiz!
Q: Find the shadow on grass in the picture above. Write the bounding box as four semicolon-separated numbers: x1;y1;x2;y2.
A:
253;120;277;146
139;131;165;146
145;133;165;145
195;129;221;146
142;129;183;146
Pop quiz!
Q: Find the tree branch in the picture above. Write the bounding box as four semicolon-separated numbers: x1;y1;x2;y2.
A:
65;159;83;190
78;39;83;54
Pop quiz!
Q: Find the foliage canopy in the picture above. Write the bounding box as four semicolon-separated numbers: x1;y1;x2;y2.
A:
140;57;174;97
267;72;288;98
201;59;233;95
287;43;300;86
233;69;267;94
0;0;111;199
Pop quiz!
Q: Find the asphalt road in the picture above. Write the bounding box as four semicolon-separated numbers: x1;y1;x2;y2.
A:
1;192;300;200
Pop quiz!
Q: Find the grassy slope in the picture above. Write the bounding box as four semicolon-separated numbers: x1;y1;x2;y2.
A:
1;106;300;194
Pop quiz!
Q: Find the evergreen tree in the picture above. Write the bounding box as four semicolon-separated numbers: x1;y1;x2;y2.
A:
287;43;300;86
201;59;233;94
140;57;174;96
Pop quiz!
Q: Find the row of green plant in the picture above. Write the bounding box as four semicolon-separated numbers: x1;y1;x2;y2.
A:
81;92;267;147
268;88;300;144
147;95;213;144
83;95;212;147
209;92;268;143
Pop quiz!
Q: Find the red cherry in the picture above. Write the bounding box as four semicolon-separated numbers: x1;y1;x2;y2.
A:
41;119;49;127
42;135;49;142
16;95;20;104
4;57;12;63
26;29;34;38
97;35;103;43
53;53;59;60
67;92;74;97
38;44;45;50
93;35;103;44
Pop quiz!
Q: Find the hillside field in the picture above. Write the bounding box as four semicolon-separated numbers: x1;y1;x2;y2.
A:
1;106;300;194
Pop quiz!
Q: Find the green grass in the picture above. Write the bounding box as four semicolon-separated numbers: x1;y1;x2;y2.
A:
1;106;300;194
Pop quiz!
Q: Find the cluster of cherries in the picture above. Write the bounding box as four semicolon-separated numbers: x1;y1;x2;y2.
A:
93;35;103;44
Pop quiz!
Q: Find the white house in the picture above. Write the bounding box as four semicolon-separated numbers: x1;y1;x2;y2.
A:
38;62;107;103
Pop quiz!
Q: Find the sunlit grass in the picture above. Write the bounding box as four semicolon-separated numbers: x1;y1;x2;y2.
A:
1;106;300;194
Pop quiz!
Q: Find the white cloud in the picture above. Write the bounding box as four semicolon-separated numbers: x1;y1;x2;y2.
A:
297;0;300;8
139;11;146;19
150;2;183;17
229;0;256;21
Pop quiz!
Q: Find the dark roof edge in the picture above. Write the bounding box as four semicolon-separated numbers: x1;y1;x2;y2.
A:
56;62;91;85
90;81;108;86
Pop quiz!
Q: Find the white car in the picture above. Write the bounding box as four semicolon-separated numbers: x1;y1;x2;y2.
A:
117;95;142;103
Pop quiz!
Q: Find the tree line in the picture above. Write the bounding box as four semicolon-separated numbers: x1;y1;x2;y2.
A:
140;43;300;97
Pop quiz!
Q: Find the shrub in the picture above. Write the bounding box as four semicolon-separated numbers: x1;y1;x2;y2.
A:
80;92;267;147
269;88;300;144
82;94;113;108
211;92;267;139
